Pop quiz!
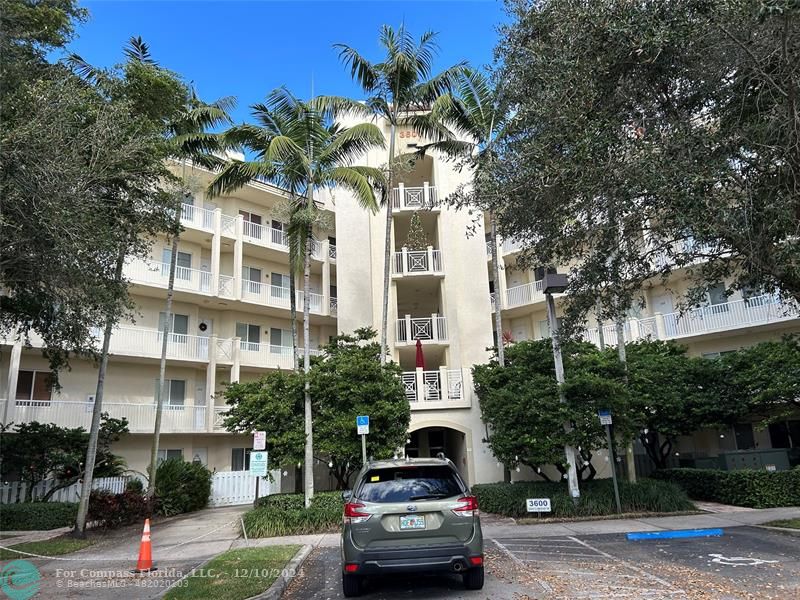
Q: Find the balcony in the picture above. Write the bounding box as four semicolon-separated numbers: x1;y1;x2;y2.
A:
582;294;797;346
240;280;325;314
238;341;295;370
241;222;325;260
501;237;524;255
396;314;448;345
125;259;214;295
329;296;338;316
329;244;337;261
1;399;211;434
392;248;443;277
400;368;470;410
180;203;215;232
102;326;233;364
392;183;438;211
505;280;544;308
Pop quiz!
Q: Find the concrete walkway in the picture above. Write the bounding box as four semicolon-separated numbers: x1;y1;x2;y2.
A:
232;505;800;550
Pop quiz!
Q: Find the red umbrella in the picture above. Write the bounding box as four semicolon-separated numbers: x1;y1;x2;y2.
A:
415;338;426;369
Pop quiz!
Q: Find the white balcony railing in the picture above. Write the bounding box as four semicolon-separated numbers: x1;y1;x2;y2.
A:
1;399;209;434
329;296;338;315
218;275;235;298
240;281;324;314
501;237;524;255
396;315;448;344
505;280;544;307
238;342;295;369
391;183;438;211
180;203;214;231
392;248;443;275
329;244;337;260
105;326;225;362
401;369;466;405
125;259;213;295
581;294;797;346
220;214;237;237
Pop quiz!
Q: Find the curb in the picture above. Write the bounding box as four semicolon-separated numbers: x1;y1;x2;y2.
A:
247;544;313;600
753;524;800;536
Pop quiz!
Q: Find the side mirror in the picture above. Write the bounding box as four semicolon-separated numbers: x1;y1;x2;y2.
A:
342;490;352;502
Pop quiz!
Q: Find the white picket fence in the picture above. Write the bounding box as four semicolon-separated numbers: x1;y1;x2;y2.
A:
208;470;280;506
0;476;130;504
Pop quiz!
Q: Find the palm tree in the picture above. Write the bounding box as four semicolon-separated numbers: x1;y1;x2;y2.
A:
208;88;385;507
414;68;509;365
335;25;465;364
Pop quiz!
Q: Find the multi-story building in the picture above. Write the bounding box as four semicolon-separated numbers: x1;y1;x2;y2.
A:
2;117;798;491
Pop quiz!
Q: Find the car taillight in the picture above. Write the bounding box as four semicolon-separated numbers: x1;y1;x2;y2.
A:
343;501;371;524
452;495;479;517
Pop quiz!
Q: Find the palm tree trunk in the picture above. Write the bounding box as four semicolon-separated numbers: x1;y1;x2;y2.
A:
289;247;298;372
379;120;397;365
73;243;126;537
147;209;180;500
302;223;314;508
489;210;504;366
596;299;606;350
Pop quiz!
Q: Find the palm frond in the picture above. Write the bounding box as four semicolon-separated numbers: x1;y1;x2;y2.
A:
124;36;157;64
317;122;385;167
333;44;379;92
324;166;381;212
207;160;277;198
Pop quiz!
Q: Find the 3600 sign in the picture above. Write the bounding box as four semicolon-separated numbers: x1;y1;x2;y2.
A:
526;498;552;513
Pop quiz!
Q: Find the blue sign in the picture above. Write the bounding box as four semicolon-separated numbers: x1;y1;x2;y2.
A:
356;415;369;435
598;409;612;425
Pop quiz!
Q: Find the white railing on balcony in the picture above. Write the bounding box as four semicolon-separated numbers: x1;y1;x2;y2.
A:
240;280;324;313
180;203;214;231
297;290;324;313
220;214;237;237
501;237;524;254
329;244;337;260
581;294;797;347
396;314;448;344
392;184;438;210
238;342;295;369
490;293;497;313
329;296;338;315
505;280;544;307
213;406;227;430
242;221;289;249
486;240;494;259
218;275;235;298
650;240;720;270
107;326;220;362
125;259;213;295
2;399;208;434
400;369;465;404
392;248;443;275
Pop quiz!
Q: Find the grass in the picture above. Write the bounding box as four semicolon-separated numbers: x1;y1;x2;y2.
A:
0;536;94;560
764;518;800;530
164;545;301;600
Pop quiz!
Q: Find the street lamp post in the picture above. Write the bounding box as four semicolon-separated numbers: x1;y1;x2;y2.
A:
543;273;581;503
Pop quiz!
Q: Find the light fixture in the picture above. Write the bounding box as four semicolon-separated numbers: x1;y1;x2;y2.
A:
542;273;568;295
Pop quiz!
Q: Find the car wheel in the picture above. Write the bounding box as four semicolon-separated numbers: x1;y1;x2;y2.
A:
463;565;484;590
342;572;362;597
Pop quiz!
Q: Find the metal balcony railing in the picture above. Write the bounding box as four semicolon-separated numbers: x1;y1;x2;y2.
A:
396;315;448;344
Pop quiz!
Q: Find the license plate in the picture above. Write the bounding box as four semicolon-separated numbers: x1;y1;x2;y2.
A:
399;515;425;530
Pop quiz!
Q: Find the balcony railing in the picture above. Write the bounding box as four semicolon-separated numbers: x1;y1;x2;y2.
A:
392;248;443;276
391;184;438;211
1;399;209;434
329;296;338;315
505;280;544;308
220;214;237;237
180;203;214;231
329;244;337;260
396;314;448;344
240;280;325;313
501;237;524;255
104;326;227;362
401;368;466;406
238;342;295;369
218;275;235;298
125;259;213;295
581;294;797;346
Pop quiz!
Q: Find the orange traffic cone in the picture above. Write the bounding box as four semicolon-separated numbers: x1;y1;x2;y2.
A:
132;518;157;573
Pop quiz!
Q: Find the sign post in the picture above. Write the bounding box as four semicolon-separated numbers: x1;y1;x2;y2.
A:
249;448;268;507
598;410;622;514
357;416;369;466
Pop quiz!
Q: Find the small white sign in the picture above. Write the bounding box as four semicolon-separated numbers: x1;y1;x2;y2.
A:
526;498;552;513
250;451;268;476
765;464;776;472
357;415;370;435
253;431;266;451
598;409;613;426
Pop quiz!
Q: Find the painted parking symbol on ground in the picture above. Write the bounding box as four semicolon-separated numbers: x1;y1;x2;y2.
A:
708;553;780;567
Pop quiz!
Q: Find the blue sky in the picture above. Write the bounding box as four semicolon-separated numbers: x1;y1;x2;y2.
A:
64;1;508;124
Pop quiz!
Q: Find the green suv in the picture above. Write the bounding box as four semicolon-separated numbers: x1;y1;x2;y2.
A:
340;457;484;597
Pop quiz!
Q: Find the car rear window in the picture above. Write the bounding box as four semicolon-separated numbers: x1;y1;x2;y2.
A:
357;465;464;503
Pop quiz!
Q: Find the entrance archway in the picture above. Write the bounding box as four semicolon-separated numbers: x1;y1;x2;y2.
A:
406;426;469;483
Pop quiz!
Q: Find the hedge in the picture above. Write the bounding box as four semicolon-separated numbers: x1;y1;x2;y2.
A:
472;479;694;519
88;490;149;529
245;491;344;537
154;458;213;516
0;502;78;531
651;467;800;508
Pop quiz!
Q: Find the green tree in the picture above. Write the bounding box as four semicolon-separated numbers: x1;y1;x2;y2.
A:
222;328;409;490
209;89;385;506
473;339;631;482
335;25;465;364
404;211;430;250
0;415;129;502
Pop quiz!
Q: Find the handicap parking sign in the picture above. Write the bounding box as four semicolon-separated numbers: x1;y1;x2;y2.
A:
357;415;369;435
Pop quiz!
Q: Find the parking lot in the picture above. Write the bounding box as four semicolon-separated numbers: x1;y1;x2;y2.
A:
283;527;800;599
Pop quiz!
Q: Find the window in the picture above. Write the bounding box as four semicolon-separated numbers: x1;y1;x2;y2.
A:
239;210;263;238
236;322;261;350
330;284;337;300
270;328;292;357
733;423;755;450
15;370;52;406
162;249;192;280
534;266;557;282
538;317;562;339
154;379;186;407
768;420;800;449
159;312;189;335
270;273;289;301
231;448;253;471
707;283;729;313
356;465;464;503
157;449;183;463
242;266;262;294
271;220;287;245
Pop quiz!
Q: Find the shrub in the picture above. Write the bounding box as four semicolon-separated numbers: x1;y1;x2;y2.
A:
125;478;144;494
246;491;344;537
87;490;149;529
0;502;77;531
472;479;694;519
651;467;800;508
154;459;212;516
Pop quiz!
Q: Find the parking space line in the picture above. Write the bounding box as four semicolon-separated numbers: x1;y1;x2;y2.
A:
492;539;525;566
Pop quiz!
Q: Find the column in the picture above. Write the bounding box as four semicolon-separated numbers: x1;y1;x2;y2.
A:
211;209;222;296
438;366;448;402
497;255;508;310
415;367;424;403
404;314;412;344
628;318;640;342
205;336;217;433
3;343;22;425
400;246;408;275
397;182;405;211
654;313;666;339
233;215;243;300
322;241;331;316
423;181;430;208
230;337;241;383
430;313;439;342
426;245;434;273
